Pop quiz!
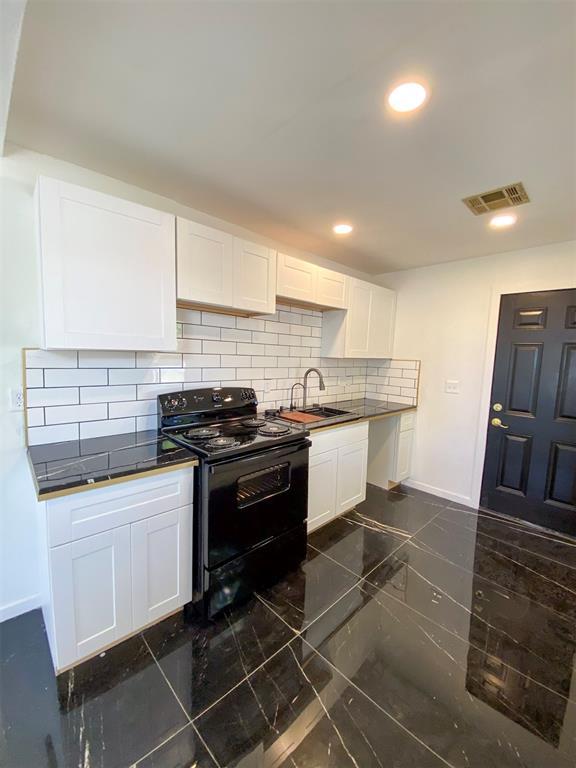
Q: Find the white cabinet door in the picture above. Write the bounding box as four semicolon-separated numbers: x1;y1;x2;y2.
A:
50;526;132;669
345;280;373;357
395;429;413;482
308;450;338;532
277;253;317;303
368;285;396;358
36;177;176;351
233;240;277;313
131;505;192;628
316;267;347;309
176;218;234;307
337;441;368;514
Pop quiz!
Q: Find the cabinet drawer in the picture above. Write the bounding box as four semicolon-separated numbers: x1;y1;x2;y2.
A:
400;411;416;432
47;468;194;546
310;421;368;456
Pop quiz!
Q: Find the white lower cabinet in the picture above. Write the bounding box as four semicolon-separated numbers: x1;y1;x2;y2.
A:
41;468;194;672
131;505;192;627
337;441;368;513
50;526;132;669
308;450;338;532
307;421;369;533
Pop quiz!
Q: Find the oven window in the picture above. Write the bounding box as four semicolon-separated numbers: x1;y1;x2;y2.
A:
236;463;291;507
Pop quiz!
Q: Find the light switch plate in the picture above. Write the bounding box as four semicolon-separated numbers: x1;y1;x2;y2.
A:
445;379;460;394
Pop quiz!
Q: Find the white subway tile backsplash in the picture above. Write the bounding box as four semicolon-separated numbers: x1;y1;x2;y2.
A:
182;324;221;341
79;351;136;368
177;338;202;354
183;354;220;368
109;369;160;385
137;383;183;400
23;316;420;444
25;369;44;387
203;368;237;381
136;415;158;432
236;317;266;331
26;387;79;407
177;308;201;324
80;418;136;439
28;423;79;446
252;331;278;344
201;311;236;328
26;350;77;368
27;408;45;427
109;399;157;418
44;369;107;387
137;352;182;368
202;340;237;355
45;403;108;425
221;328;252;342
160;369;186;383
221;355;248;367
80;385;136;403
237;343;265;356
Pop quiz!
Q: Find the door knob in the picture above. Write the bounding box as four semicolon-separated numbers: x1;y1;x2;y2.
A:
491;418;509;429
492;403;503;412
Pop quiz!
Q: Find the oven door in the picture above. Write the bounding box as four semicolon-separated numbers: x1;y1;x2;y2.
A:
204;439;309;570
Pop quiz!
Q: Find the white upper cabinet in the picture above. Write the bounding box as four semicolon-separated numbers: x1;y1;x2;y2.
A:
233;239;277;314
36;177;177;351
277;253;317;303
316;266;347;309
276;253;347;309
321;278;396;359
176;218;276;314
177;219;234;307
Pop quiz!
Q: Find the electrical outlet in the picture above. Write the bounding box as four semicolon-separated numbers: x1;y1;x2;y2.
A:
445;379;460;395
9;388;24;411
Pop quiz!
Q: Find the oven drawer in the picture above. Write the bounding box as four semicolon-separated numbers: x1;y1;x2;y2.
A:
47;468;194;545
204;440;309;569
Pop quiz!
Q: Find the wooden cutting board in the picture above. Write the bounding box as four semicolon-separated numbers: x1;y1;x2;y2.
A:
279;411;324;423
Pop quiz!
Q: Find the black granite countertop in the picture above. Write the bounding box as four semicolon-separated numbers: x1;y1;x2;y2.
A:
277;398;416;431
28;430;198;500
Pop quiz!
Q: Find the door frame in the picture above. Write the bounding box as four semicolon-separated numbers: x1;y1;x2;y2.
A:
470;276;576;509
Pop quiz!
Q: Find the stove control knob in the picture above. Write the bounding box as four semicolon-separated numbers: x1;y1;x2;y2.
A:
212;392;222;403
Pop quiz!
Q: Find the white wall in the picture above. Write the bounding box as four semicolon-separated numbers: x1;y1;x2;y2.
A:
379;241;576;506
0;142;379;621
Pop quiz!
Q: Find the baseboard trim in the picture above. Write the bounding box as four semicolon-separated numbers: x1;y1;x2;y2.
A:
0;593;41;623
402;480;473;508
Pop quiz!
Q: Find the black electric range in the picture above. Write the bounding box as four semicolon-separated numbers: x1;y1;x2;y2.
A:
158;387;311;617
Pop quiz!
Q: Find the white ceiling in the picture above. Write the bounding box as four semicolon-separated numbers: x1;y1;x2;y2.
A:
7;1;576;273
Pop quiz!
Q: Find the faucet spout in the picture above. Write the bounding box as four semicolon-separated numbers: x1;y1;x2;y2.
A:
302;367;325;409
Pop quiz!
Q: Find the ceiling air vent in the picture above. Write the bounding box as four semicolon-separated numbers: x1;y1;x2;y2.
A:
462;182;530;216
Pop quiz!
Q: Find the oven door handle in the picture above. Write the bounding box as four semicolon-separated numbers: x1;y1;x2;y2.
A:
208;439;310;474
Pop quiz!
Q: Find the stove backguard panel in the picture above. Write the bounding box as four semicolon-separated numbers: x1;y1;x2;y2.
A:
23;303;420;446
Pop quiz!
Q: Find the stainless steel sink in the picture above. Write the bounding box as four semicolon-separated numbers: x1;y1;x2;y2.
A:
301;406;351;418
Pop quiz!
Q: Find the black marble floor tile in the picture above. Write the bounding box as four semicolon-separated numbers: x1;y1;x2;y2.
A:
194;638;447;767
0;610;189;768
414;514;576;620
143;596;295;719
364;538;576;699
308;511;407;578
133;724;217;767
302;583;576;768
360;482;447;528
255;543;359;632
441;504;576;569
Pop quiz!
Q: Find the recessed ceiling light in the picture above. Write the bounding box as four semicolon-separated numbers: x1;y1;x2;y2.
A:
388;82;428;113
489;213;517;229
333;223;353;235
